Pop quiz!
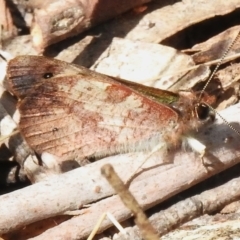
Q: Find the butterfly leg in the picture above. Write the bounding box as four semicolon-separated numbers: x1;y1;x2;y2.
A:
185;136;207;167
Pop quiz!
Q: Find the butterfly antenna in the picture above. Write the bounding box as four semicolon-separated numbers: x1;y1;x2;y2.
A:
207;104;240;137
198;30;240;102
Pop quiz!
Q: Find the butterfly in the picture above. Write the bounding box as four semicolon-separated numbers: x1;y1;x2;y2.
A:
6;55;214;163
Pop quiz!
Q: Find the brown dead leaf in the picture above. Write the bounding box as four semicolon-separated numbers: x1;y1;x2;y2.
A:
125;0;240;44
90;37;196;89
192;25;240;64
215;61;240;90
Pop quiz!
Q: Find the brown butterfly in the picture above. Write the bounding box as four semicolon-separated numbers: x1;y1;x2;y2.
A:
6;55;214;163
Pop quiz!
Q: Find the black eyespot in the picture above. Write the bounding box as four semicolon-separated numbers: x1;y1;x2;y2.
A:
43;73;54;79
52;127;58;132
196;103;215;122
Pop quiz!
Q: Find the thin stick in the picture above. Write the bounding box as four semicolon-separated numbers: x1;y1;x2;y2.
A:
101;164;159;240
87;213;107;240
